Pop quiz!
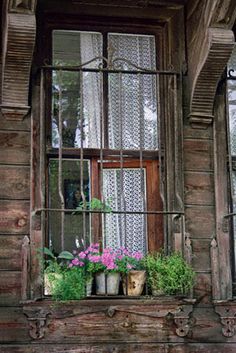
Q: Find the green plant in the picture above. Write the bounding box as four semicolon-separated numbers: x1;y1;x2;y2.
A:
43;247;74;273
74;197;113;213
144;252;195;295
51;267;86;301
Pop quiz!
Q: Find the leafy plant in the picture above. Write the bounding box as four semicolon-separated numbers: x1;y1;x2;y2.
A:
144;252;195;295
74;197;113;213
51;267;86;301
43;247;74;274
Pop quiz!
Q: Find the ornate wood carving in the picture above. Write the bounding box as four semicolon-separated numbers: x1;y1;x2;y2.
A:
24;308;51;340
9;0;36;13
1;1;37;120
189;28;234;128
187;0;236;128
172;305;194;337
215;305;236;337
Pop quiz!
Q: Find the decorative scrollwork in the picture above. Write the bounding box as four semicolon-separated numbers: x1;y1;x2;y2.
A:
215;306;236;337
24;309;50;340
172;305;194;337
228;69;236;78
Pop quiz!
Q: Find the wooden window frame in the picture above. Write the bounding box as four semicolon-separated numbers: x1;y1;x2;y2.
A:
30;13;184;299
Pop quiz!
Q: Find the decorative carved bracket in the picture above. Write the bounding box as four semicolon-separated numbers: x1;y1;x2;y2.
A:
1;0;37;120
172;305;194;337
215;305;236;337
189;28;234;128
24;308;50;340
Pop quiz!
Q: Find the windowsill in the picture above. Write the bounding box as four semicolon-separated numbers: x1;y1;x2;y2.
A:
22;295;196;306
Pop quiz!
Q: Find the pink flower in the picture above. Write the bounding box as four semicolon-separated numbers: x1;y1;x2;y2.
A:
127;264;133;270
78;251;86;259
72;258;80;266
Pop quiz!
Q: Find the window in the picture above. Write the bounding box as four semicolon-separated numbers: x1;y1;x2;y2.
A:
45;28;163;256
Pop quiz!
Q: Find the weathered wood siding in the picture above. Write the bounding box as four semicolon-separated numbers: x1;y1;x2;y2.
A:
1;0;236;353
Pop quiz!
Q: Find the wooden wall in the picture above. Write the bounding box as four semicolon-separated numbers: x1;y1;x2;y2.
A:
1;1;236;352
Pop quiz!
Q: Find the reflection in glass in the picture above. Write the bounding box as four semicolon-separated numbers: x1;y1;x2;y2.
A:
48;159;90;254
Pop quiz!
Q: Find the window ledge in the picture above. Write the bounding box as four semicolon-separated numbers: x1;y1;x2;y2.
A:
22;297;196;341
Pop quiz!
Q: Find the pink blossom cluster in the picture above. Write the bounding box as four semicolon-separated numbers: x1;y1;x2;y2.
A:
69;243;100;268
69;244;143;273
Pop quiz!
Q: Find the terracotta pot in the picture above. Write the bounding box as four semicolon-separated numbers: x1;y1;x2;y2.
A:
95;272;120;295
122;270;146;296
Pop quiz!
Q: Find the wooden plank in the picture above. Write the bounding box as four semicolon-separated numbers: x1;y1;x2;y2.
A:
184;122;212;140
184;172;214;206
2;344;236;353
0;307;29;342
184;139;213;172
213;85;232;299
0;200;30;234
0;111;30;131
0;236;24;270
185;206;215;238
193;273;212;304
0;166;30;199
0;131;30;165
0;271;22;306
191;239;211;272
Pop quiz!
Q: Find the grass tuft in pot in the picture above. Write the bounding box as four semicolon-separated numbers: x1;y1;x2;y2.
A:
144;252;195;296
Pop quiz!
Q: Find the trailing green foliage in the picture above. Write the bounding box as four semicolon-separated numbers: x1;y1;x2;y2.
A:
144;252;195;295
51;267;86;301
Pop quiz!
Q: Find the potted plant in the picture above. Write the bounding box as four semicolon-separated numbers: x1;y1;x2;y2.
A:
43;247;74;295
116;248;146;296
144;252;195;296
88;246;121;295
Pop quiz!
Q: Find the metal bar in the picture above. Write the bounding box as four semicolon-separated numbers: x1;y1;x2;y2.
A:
99;70;105;247
42;66;179;76
79;70;87;248
224;212;236;218
118;71;127;248
39;69;46;210
58;70;65;251
34;208;184;215
138;72;147;253
47;147;158;159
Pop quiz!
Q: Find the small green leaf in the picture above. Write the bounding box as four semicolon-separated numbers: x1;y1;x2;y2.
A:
43;247;55;259
58;251;74;260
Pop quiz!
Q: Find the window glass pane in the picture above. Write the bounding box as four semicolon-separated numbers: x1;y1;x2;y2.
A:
228;79;236;155
108;33;158;150
48;159;90;254
102;168;147;254
52;31;103;148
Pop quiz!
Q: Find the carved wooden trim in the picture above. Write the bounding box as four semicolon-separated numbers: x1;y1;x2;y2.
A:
24;308;51;340
172;305;194;337
9;0;36;14
1;2;37;120
189;28;234;128
215;305;236;337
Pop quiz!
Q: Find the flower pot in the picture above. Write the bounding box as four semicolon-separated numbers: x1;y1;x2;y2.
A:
122;270;146;296
95;272;120;295
86;277;93;296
